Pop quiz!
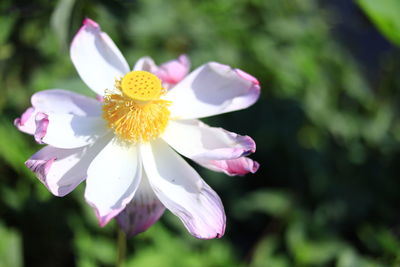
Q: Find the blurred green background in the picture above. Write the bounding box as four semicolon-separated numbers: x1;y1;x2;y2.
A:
1;0;400;266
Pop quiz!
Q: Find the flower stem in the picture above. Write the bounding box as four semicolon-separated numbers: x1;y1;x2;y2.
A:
116;227;126;267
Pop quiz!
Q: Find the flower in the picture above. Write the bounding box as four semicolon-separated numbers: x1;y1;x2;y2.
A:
14;18;260;239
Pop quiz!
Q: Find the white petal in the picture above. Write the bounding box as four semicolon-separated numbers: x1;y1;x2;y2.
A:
133;56;157;72
35;113;108;149
85;138;142;226
70;18;129;96
166;62;260;119
32;89;102;116
162;119;256;160
25;135;112;197
141;139;226;239
116;172;165;237
15;90;102;135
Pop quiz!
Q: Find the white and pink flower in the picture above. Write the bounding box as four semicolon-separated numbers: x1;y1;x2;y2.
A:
15;18;260;239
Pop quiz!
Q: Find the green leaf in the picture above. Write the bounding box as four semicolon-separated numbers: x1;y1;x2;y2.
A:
337;248;383;267
357;0;400;46
0;119;34;176
0;14;16;44
0;224;23;267
249;235;290;267
234;190;293;218
51;0;76;49
286;220;344;266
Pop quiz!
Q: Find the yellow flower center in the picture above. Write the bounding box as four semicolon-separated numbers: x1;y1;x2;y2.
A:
120;70;163;101
102;71;171;143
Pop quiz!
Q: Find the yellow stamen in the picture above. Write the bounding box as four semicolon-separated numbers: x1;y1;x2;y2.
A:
102;71;170;143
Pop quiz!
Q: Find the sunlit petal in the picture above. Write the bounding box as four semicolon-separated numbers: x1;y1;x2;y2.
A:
70;18;130;95
141;140;226;239
85;138;141;226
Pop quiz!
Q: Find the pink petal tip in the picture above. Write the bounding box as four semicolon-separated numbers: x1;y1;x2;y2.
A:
82;18;99;28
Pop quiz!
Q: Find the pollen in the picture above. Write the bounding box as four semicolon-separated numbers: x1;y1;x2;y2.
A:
102;71;171;143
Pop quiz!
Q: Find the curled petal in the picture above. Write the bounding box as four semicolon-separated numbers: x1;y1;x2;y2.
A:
196;157;260;176
34;112;49;144
70;18;130;96
166;62;260;119
15;89;102;136
14;107;36;134
154;55;190;85
141;139;226;239
85;138;142;226
163;119;255;160
25;135;112;197
34;113;108;149
116;172;165;237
